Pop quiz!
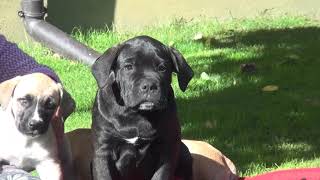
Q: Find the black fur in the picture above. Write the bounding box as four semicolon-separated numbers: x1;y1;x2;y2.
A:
91;36;193;180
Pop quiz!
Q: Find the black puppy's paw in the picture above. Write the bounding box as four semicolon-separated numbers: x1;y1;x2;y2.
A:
116;148;137;177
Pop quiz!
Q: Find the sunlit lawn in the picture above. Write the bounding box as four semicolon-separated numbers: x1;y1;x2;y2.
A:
21;15;320;176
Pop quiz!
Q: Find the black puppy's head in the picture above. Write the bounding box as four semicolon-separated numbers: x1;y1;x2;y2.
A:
92;36;193;111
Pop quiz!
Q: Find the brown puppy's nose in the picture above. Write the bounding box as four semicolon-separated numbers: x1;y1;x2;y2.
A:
140;80;158;93
28;120;44;130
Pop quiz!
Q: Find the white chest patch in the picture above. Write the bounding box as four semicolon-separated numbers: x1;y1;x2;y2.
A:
124;137;139;144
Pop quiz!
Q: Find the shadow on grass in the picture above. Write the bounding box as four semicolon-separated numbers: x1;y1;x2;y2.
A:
177;26;320;174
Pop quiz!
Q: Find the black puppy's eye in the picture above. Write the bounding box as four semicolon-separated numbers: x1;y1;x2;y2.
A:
158;64;166;72
124;64;133;71
45;98;57;109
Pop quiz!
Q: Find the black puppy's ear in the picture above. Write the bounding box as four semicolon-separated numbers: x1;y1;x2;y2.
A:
169;47;194;92
91;45;121;88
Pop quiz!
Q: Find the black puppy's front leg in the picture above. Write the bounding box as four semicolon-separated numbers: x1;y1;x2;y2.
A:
92;154;117;180
151;142;179;180
115;144;137;179
175;142;193;180
151;161;172;180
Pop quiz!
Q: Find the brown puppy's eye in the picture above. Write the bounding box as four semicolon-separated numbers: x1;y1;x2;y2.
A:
19;98;29;107
45;98;57;109
18;95;32;107
158;64;166;72
124;64;133;71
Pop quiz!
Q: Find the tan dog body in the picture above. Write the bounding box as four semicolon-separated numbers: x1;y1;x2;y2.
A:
182;140;238;180
67;128;93;180
67;129;238;180
0;73;75;180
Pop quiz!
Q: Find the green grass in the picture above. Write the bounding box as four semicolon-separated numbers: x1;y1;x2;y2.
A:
20;15;320;177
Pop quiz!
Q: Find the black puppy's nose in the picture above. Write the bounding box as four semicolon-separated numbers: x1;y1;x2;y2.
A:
28;120;44;130
140;80;158;93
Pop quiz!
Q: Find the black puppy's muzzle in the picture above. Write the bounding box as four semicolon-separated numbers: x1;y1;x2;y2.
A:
139;79;159;94
137;78;163;111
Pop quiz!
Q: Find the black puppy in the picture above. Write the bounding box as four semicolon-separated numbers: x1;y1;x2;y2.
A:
91;35;193;180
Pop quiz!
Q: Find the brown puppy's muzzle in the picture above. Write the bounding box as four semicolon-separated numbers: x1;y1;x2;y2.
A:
28;119;46;131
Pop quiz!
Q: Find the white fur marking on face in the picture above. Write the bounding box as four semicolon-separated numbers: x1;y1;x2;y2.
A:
125;137;139;144
31;99;41;122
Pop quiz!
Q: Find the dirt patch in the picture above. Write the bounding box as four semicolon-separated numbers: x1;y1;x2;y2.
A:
0;0;27;43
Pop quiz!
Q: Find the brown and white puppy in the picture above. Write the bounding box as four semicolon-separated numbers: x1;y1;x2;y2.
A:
0;73;75;180
66;128;238;180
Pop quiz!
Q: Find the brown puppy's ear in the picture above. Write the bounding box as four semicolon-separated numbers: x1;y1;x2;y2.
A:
0;76;21;109
91;45;122;88
57;84;76;121
169;47;194;92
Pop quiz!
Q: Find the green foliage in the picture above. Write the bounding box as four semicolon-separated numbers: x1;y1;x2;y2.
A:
20;15;320;176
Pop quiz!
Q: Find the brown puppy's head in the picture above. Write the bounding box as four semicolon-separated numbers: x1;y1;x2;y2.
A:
92;35;194;111
0;73;74;137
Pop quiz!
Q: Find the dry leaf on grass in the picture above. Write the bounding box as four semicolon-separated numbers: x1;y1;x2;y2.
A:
168;41;175;47
193;32;204;41
205;120;216;129
200;72;210;80
262;85;279;92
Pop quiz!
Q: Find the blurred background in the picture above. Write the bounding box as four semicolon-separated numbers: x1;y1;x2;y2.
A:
1;0;319;43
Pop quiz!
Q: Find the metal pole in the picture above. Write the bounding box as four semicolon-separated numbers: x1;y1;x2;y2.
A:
20;0;101;66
